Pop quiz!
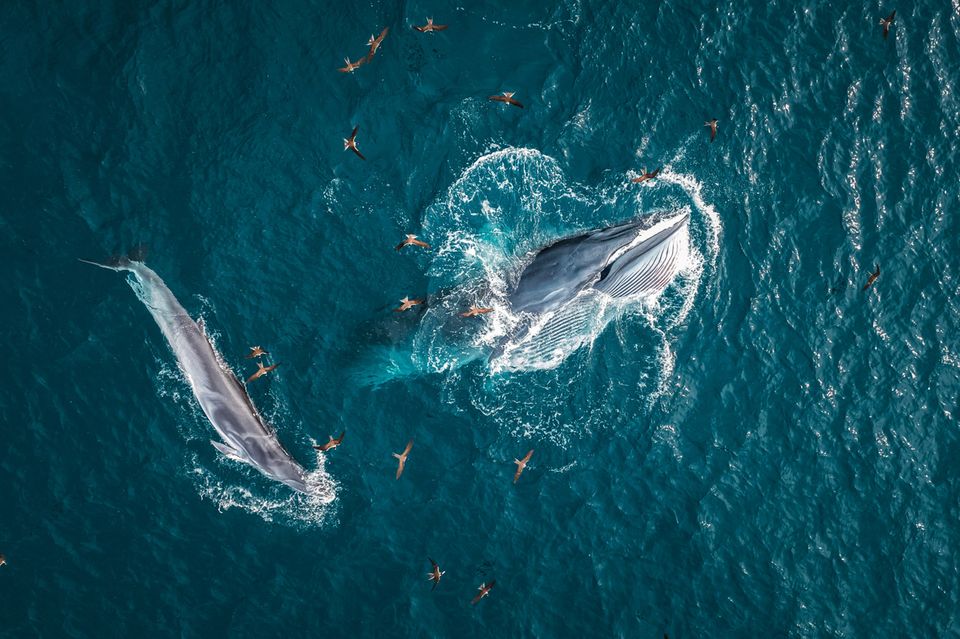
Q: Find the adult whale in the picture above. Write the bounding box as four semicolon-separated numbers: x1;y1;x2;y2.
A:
82;256;310;493
510;210;690;313
492;210;690;368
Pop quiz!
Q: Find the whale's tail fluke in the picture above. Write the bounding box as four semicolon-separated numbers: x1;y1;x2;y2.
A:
78;245;147;271
78;257;129;271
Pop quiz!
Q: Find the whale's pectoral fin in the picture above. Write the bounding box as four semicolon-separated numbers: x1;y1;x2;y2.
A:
211;440;244;462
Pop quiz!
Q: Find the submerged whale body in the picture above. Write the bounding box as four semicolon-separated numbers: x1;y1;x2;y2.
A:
84;257;310;493
493;211;690;368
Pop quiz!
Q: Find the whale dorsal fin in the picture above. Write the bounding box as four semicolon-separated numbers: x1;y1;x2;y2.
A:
211;440;244;461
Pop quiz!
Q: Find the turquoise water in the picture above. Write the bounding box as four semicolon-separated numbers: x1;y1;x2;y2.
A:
2;0;960;636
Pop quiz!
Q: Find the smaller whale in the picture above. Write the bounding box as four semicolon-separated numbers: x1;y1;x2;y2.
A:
82;256;311;493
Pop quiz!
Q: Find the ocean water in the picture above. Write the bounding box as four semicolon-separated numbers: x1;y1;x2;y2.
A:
2;0;959;636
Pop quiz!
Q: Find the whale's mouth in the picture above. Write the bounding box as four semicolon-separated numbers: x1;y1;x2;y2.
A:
488;212;691;372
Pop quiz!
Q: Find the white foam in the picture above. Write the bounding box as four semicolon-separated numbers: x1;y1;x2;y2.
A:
400;147;723;439
191;451;337;528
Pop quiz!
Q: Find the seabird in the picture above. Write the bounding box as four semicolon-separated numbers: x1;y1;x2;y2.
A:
393;440;413;479
880;10;896;39
705;118;718;142
427;558;445;590
513;449;534;483
862;264;880;291
394;296;424;312
0;554;5;567
395;234;431;251
460;305;494;318
631;167;661;183
245;346;268;359
413;18;448;32
344;126;366;160
338;57;365;74
471;580;496;605
246;361;279;383
489;92;524;108
366;27;389;61
313;431;345;453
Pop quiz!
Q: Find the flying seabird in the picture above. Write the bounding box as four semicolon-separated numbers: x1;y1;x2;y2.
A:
427;558;445;590
489;92;524;108
413;18;448;32
705;118;718;142
631;167;661;183
394;296;424;312
880;10;896;39
338;57;365;73
471;580;496;605
313;431;345;453
862;264;880;291
344;126;366;160
366;27;389;61
395;234;431;251
0;554;5;567
245;346;268;359
513;449;534;483
460;305;494;318
393;440;413;479
246;361;279;383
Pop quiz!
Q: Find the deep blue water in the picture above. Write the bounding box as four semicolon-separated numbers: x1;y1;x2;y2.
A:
3;0;960;636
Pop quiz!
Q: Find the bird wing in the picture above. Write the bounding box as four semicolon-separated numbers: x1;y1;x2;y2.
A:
433;24;448;30
350;125;359;140
507;98;524;108
413;25;426;32
403;440;414;455
523;449;534;463
396;459;405;479
351;146;366;160
412;239;430;248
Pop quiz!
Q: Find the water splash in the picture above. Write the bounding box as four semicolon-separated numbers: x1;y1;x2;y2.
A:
191;451;337;528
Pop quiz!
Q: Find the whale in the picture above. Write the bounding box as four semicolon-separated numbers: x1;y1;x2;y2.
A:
492;210;690;368
82;256;309;493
